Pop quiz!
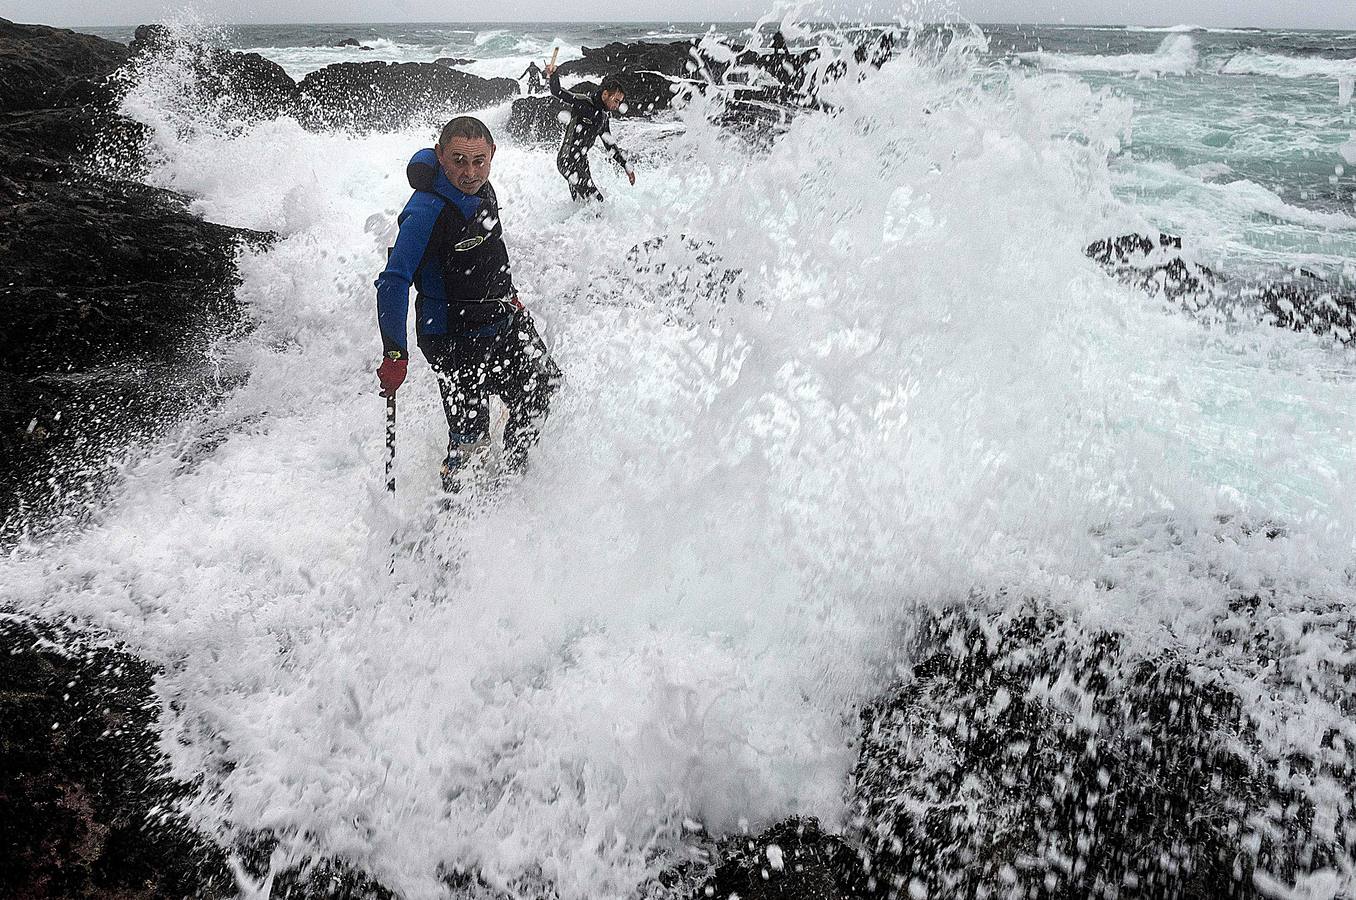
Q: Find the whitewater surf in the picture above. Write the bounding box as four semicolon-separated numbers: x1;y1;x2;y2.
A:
3;11;1356;900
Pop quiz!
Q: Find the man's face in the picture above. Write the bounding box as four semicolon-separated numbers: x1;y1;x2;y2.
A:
436;136;494;195
601;89;625;112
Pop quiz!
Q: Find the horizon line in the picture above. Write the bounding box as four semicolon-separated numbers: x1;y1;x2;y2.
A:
43;18;1356;33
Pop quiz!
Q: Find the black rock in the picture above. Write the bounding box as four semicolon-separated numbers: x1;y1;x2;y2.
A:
687;817;863;900
849;591;1353;898
557;39;695;78
127;24;299;122
555;40;694;114
1085;231;1217;300
1251;276;1356;341
505;94;569;145
0;17;129;113
434;57;476;68
0;616;400;898
0;616;237;897
297;61;517;132
1088;231;1356;342
0;103;147;172
336;37;361;47
0;171;272;527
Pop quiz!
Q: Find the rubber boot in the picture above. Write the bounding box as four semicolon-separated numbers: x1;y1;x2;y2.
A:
440;431;490;493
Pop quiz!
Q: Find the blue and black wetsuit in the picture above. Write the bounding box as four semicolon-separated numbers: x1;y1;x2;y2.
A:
549;70;630;202
376;148;559;473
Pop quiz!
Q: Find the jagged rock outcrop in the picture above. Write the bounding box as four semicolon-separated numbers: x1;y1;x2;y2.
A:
127;24;299;122
0;20;276;529
0;17;140;170
0;18;128;113
0;617;237;896
0;169;272;526
297;61;517;131
505;94;569;145
847;591;1353;898
1087;231;1356;341
1251;276;1356;341
1085;231;1218;299
647;515;1355;898
555;40;693;114
504;81;599;146
685;818;864;900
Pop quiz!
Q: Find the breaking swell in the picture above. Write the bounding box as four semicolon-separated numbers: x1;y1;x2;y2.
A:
5;18;1356;900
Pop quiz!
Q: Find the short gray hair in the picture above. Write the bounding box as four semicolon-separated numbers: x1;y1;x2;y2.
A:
438;116;495;147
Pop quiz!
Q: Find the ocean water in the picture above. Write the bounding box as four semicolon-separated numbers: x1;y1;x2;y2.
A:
3;11;1354;898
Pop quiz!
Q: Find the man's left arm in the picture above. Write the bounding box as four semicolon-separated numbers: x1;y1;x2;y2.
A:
599;119;635;185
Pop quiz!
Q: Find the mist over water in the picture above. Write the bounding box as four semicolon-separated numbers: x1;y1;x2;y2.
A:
7;11;1356;898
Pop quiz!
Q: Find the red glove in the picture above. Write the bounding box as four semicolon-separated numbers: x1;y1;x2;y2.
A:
377;356;407;396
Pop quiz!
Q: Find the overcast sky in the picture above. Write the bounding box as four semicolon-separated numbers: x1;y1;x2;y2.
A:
5;0;1355;30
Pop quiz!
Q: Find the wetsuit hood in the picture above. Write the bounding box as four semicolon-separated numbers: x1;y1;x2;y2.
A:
406;147;439;191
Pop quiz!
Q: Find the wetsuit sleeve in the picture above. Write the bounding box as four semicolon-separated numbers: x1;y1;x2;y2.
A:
599;119;629;171
375;193;443;357
548;69;594;110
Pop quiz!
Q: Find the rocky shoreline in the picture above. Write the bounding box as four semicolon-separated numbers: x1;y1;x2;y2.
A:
2;16;1354;900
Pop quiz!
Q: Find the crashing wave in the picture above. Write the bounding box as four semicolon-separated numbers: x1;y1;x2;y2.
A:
1220;50;1356;79
1020;35;1198;76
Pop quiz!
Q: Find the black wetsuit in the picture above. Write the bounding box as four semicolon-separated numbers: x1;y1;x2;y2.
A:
521;62;543;94
376;148;560;475
549;70;629;202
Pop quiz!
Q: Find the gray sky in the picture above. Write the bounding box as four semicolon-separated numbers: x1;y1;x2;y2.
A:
5;0;1355;30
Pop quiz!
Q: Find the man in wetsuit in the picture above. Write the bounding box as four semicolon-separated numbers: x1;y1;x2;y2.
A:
375;116;560;491
545;62;636;202
521;61;544;94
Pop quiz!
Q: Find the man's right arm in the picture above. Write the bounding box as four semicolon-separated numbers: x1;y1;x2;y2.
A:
375;193;443;358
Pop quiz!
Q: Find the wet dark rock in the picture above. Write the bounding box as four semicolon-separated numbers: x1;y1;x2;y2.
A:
0;19;140;171
0;19;273;529
1085;231;1218;300
505;94;570;145
336;37;361;47
1251;276;1356;341
1088;231;1356;341
0;616;237;897
685;817;863;900
555;40;693;114
847;597;1354;898
434;56;477;67
127;24;299;122
297;61;517;131
0;616;401;898
0;166;272;528
0;17;129;113
557;39;694;79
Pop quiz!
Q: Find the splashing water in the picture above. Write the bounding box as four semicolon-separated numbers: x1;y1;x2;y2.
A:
1020;34;1200;77
4;13;1356;899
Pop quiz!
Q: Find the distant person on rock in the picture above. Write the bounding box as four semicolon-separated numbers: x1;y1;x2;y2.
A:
545;61;635;202
375;116;560;491
521;60;544;94
765;30;806;105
